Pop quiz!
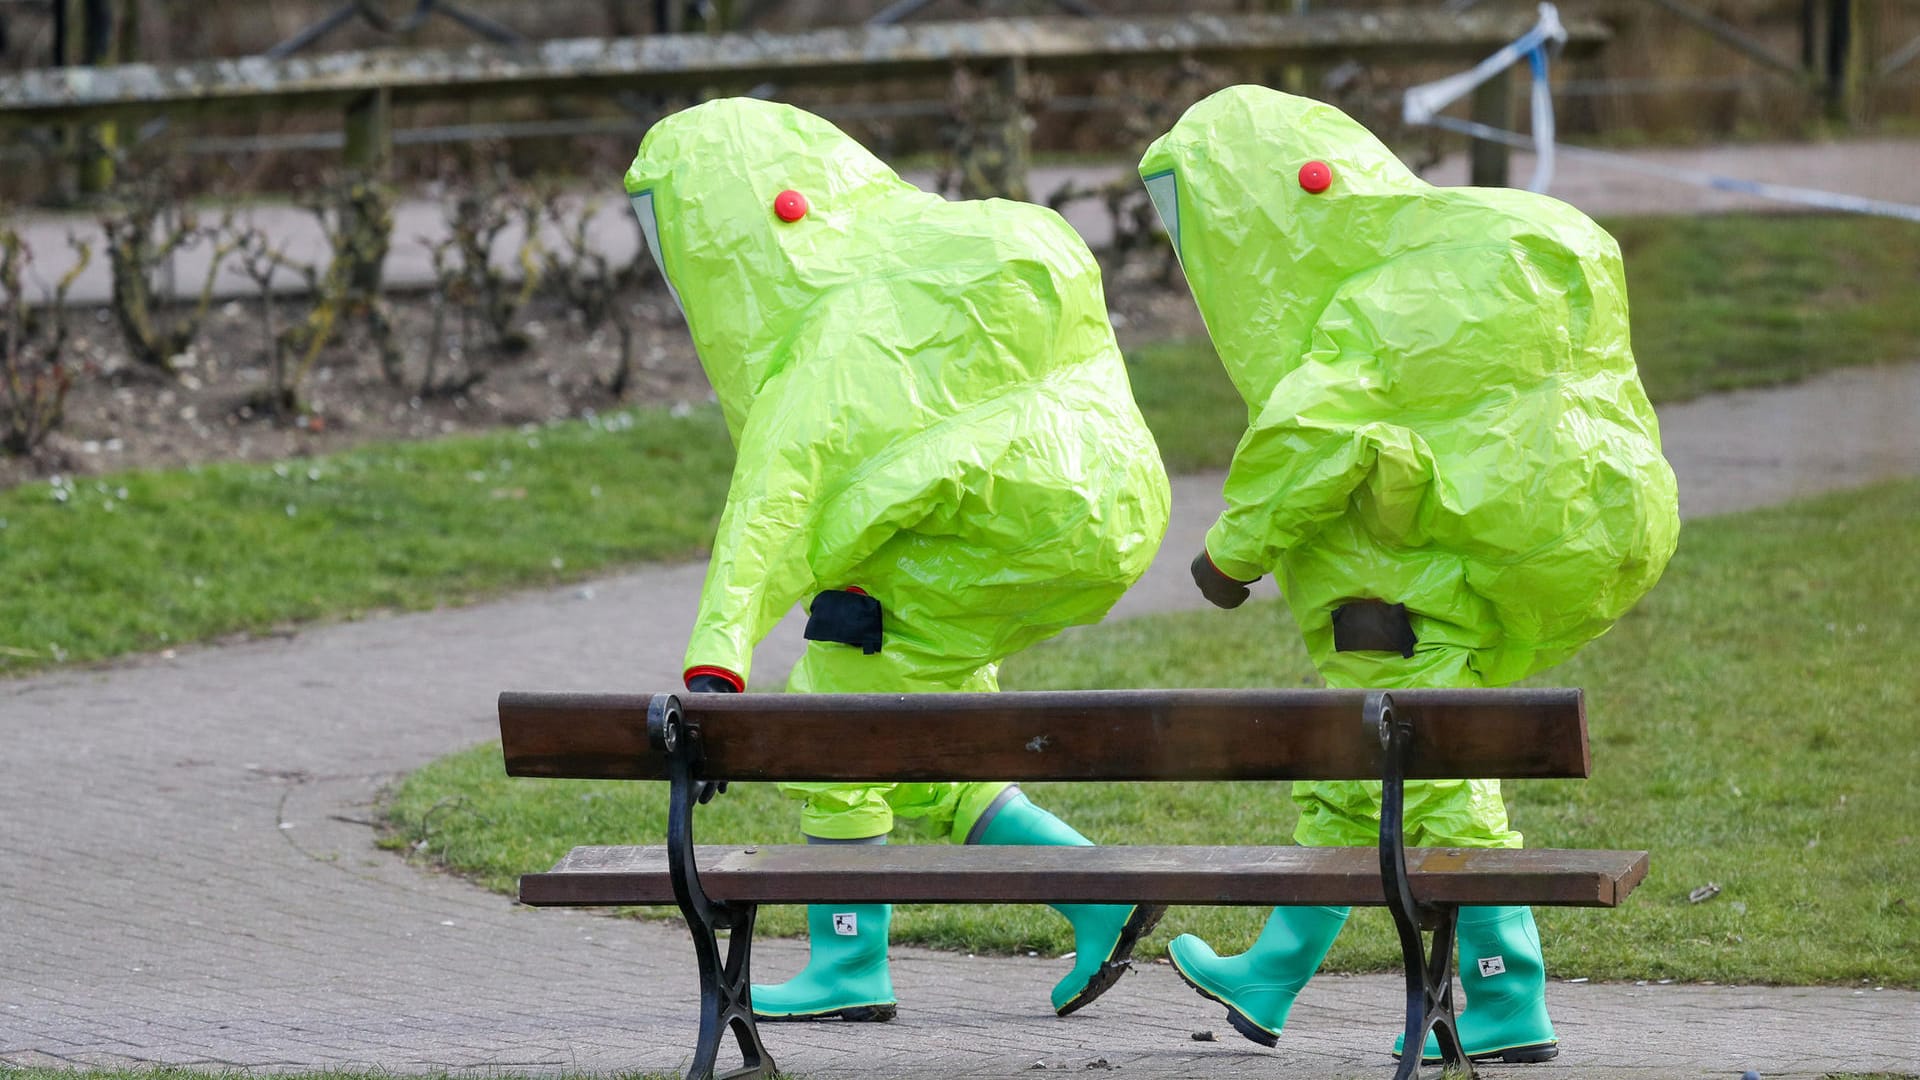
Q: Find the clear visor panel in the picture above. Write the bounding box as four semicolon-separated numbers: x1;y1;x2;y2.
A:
1142;170;1181;261
628;190;684;313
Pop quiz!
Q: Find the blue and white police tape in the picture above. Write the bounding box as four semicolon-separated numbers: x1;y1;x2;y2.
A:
1426;114;1920;223
1404;2;1566;193
1403;3;1920;222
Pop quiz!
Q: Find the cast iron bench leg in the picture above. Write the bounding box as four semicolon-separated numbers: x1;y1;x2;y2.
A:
1386;903;1466;1080
1368;691;1474;1080
652;694;776;1080
686;900;771;1080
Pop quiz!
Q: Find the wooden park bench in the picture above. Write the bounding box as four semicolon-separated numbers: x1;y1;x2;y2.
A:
498;687;1647;1080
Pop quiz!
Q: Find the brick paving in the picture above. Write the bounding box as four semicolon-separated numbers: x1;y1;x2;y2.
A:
4;371;1920;1078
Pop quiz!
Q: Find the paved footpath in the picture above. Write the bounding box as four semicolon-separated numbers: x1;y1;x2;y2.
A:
4;364;1920;1080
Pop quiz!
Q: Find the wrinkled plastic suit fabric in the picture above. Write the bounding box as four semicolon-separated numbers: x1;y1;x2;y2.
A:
1140;86;1678;847
629;98;1171;840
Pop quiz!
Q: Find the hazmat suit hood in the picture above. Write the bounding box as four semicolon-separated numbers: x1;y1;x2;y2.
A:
625;99;931;437
1142;88;1430;408
630;98;1170;690
1142;85;1679;687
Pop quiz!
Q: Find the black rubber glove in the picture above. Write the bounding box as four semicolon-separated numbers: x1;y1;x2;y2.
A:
685;673;739;695
682;674;737;801
1191;550;1256;609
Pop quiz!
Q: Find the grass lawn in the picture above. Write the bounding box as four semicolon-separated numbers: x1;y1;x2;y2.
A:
4;213;1917;676
0;410;731;675
1605;214;1920;401
386;479;1920;989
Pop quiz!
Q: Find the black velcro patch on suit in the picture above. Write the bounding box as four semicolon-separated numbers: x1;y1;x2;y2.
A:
803;590;884;655
1331;600;1417;658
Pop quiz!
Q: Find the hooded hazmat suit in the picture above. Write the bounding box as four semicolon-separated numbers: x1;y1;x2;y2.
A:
625;100;1172;1022
1139;85;1678;846
1139;87;1678;1060
626;98;1170;842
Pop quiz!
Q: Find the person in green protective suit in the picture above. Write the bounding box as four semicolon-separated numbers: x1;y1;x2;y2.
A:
626;98;1172;1024
1137;86;1679;1063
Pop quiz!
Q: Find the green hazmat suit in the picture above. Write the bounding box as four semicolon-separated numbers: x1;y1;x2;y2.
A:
1138;85;1678;848
626;98;1171;842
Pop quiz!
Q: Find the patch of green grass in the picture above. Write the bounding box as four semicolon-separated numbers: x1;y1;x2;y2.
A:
1122;338;1247;473
388;479;1920;988
0;408;733;676
1607;213;1920;401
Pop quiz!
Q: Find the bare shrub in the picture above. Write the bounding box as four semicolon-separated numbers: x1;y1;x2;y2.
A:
416;232;488;399
1;227;92;455
539;189;653;398
282;171;404;387
939;62;1048;201
444;164;544;359
233;226;313;422
99;166;239;374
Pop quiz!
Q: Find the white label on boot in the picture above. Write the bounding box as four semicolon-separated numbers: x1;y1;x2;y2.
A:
832;913;859;936
1479;955;1507;977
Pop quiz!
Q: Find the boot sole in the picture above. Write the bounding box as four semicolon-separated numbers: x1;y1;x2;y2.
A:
1395;1041;1559;1065
754;1003;897;1023
1167;953;1279;1049
1054;904;1168;1018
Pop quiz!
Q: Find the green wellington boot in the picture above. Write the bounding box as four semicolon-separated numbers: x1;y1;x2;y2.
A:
751;902;897;1022
1394;905;1558;1063
974;792;1166;1015
1167;905;1350;1047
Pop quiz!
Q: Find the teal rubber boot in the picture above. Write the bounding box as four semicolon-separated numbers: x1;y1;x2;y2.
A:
974;792;1166;1016
751;903;897;1022
1394;905;1558;1063
1167;905;1350;1047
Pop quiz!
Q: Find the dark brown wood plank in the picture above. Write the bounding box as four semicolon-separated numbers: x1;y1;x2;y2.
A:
499;687;1588;783
518;844;1646;909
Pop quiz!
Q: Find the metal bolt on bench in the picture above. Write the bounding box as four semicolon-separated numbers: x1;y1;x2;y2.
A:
500;687;1649;1080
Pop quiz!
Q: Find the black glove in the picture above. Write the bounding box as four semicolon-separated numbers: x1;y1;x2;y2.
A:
1191;550;1256;609
683;673;737;801
685;673;739;695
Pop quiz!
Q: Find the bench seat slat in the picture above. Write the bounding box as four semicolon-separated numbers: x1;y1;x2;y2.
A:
500;688;1589;783
520;844;1647;909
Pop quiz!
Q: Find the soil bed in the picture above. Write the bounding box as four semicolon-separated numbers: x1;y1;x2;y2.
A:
1;266;1205;490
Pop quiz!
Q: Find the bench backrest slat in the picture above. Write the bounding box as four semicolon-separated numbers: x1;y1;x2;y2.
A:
499;687;1588;782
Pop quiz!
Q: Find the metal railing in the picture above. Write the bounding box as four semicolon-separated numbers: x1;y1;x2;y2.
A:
0;11;1610;192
